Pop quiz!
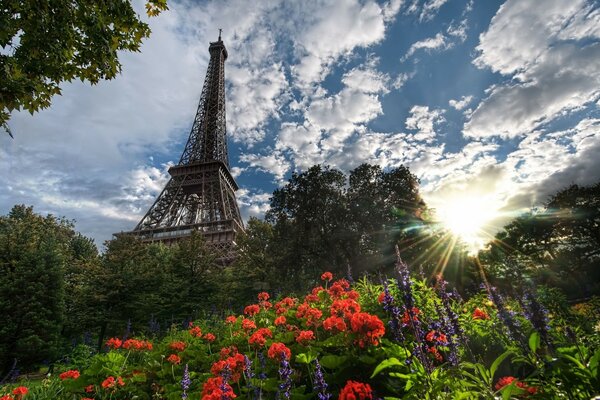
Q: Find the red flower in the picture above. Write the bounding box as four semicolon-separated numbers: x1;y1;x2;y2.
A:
123;339;153;350
296;303;323;326
330;298;361;319
495;376;538;394
225;315;238;324
258;292;270;301
472;307;490;320
219;346;238;359
204;333;216;342
248;328;273;347
321;271;333;281
85;385;94;393
274;316;287;326
82;398;94;400
267;342;291;361
189;326;203;337
12;387;28;397
323;315;347;332
59;369;80;380
0;396;12;400
201;376;237;400
274;297;296;314
345;290;360;300
377;292;386;304
425;330;448;345
169;341;186;352
339;380;373;400
401;307;421;325
244;304;260;316
211;353;246;382
296;330;315;345
428;346;443;361
167;354;181;364
101;376;124;389
105;337;122;349
242;318;256;331
350;312;385;347
305;293;320;303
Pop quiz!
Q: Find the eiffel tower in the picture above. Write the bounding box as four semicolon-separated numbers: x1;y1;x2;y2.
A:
122;31;243;257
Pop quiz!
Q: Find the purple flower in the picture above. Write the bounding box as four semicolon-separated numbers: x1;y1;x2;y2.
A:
277;355;293;399
243;355;260;400
314;359;331;400
181;364;191;399
395;247;431;372
380;277;405;342
521;290;551;347
487;286;525;348
220;365;235;400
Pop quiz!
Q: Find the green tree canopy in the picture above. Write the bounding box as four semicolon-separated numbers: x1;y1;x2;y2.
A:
1;0;168;132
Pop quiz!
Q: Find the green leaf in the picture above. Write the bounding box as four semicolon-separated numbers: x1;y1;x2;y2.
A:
371;357;403;378
528;332;540;353
589;349;600;378
490;351;512;383
320;354;349;370
295;350;318;365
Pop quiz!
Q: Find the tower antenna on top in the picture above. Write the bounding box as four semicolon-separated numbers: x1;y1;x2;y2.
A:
218;28;222;41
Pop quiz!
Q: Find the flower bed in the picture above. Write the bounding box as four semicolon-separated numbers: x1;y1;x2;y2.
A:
1;256;599;399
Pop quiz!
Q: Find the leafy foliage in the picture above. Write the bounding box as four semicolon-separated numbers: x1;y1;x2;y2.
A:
0;0;168;131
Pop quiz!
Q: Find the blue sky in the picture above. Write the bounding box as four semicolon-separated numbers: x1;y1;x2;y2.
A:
1;0;600;249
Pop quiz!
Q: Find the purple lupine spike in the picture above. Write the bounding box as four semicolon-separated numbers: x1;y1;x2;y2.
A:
181;364;191;399
220;365;235;400
122;319;131;342
433;299;459;366
395;247;431;372
277;355;293;399
380;277;405;342
346;263;354;284
487;286;525;348
314;359;332;400
521;290;552;348
258;351;267;379
243;355;260;400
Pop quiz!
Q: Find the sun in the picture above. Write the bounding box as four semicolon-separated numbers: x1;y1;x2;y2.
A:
434;196;499;252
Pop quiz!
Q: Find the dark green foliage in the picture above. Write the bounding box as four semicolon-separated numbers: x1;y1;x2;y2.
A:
481;182;600;298
0;0;168;130
0;205;73;373
262;163;475;293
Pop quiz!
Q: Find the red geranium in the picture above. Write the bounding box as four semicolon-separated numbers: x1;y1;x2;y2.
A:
123;339;152;350
401;307;421;325
85;385;94;393
169;341;186;352
189;326;203;337
242;318;256;331
321;271;333;281
204;333;216;342
473;307;490;320
211;353;246;382
330;298;361;319
377;292;386;304
258;292;270;301
59;369;80;380
267;342;291;361
225;316;238;324
323;315;347;332
248;328;273;347
296;330;315;345
350;312;385;347
201;376;237;400
101;376;124;390
495;376;538;395
105;337;122;349
244;304;260;316
339;380;373;400
428;346;443;361
167;354;181;364
426;330;448;345
274;316;287;326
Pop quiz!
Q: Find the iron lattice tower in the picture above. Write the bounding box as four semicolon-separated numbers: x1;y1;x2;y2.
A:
124;33;243;257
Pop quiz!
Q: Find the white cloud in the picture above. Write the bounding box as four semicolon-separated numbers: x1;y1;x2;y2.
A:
449;95;473;111
405;105;445;143
402;33;449;61
419;0;450;21
238;151;290;182
466;0;600;139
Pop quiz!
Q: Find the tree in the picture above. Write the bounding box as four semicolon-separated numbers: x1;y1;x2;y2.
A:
481;182;600;298
0;0;168;133
0;205;75;374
